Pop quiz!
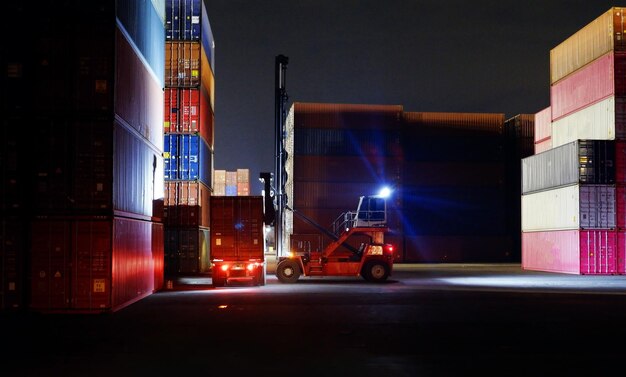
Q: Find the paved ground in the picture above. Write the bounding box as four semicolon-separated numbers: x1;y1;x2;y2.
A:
4;263;626;377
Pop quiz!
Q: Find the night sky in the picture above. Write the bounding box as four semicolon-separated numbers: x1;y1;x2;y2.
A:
204;1;621;193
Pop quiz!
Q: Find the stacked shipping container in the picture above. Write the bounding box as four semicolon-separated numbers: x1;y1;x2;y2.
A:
163;0;215;275
402;112;517;262
213;169;251;196
1;1;166;312
284;103;404;259
283;104;528;262
522;7;626;274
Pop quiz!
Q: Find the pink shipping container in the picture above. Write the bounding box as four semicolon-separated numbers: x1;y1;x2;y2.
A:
534;106;552;143
616;231;626;274
615;185;626;229
534;138;552;154
30;216;163;313
550;52;626;122
522;230;617;275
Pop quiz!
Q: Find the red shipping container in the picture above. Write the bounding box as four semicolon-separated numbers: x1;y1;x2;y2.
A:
522;230;617;275
617;230;626;274
164;88;178;133
550;52;626;122
30;217;160;313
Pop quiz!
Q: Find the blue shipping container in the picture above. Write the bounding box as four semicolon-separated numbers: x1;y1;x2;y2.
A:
166;0;201;40
164;134;211;186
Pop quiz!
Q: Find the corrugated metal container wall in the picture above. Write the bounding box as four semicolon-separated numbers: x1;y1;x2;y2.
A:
521;184;616;231
285;103;404;259
291;102;403;130
163;181;210;227
152;222;165;291
2;122;26;213
117;0;166;88
535;138;552;154
165;41;200;87
166;0;202;41
210;196;264;261
615;185;626;229
1;218;26;310
164;227;209;274
200;44;216;112
522;140;615;194
522;230;617;275
617;231;626;274
30;217;158;313
615;140;626;183
295;156;402;184
201;0;216;72
550;96;626;148
550;52;625;121
403;161;504;187
550;7;626;84
163;134;212;186
534;106;552;143
163;87;213;140
114;122;164;218
404;235;513;263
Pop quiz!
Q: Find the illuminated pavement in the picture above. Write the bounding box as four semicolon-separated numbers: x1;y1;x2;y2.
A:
4;263;626;377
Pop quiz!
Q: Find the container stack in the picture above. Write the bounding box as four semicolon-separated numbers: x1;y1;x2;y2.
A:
163;0;215;275
213;169;251;196
401;112;513;262
284;103;404;259
2;1;166;312
522;7;626;274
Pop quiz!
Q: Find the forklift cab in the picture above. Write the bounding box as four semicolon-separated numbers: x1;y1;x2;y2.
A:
353;195;387;228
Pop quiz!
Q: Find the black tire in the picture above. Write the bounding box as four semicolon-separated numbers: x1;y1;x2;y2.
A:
276;259;301;283
362;261;389;283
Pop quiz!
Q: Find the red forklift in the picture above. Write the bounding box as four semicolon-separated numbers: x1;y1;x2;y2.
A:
274;194;396;283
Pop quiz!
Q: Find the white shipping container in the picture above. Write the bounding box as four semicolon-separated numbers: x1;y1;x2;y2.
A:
551;96;616;148
522;184;615;231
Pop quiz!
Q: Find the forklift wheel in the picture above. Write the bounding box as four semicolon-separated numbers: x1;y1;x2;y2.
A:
276;259;301;283
362;261;389;283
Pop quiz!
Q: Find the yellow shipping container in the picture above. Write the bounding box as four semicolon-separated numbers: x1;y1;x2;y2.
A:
550;7;626;84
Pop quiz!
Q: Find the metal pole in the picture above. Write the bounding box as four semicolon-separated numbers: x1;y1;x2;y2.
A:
274;54;288;257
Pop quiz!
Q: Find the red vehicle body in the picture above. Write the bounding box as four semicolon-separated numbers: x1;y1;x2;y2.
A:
275;195;395;283
210;196;265;287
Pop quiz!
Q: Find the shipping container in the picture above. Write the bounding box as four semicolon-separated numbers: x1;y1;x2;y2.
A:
534;106;552;143
237;169;250;183
290;103;403;130
213;183;226;196
163;87;213;139
117;0;166;86
551;96;626;148
403;235;514;263
165;41;201;87
30;216;161;313
294;155;402;184
404;111;505;133
522;230;617;275
237;182;250;196
214;170;226;184
551;52;626;121
294;127;402;157
166;0;202;41
550;7;626;84
617;230;626;274
522;140;615;194
164;226;209;275
152;222;165;290
210;196;265;286
163;134;212;187
1;217;26;310
534;138;552;154
163;180;210;227
521;184;616;231
403;161;504;187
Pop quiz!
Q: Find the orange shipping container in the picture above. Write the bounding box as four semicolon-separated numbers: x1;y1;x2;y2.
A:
165;41;200;87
